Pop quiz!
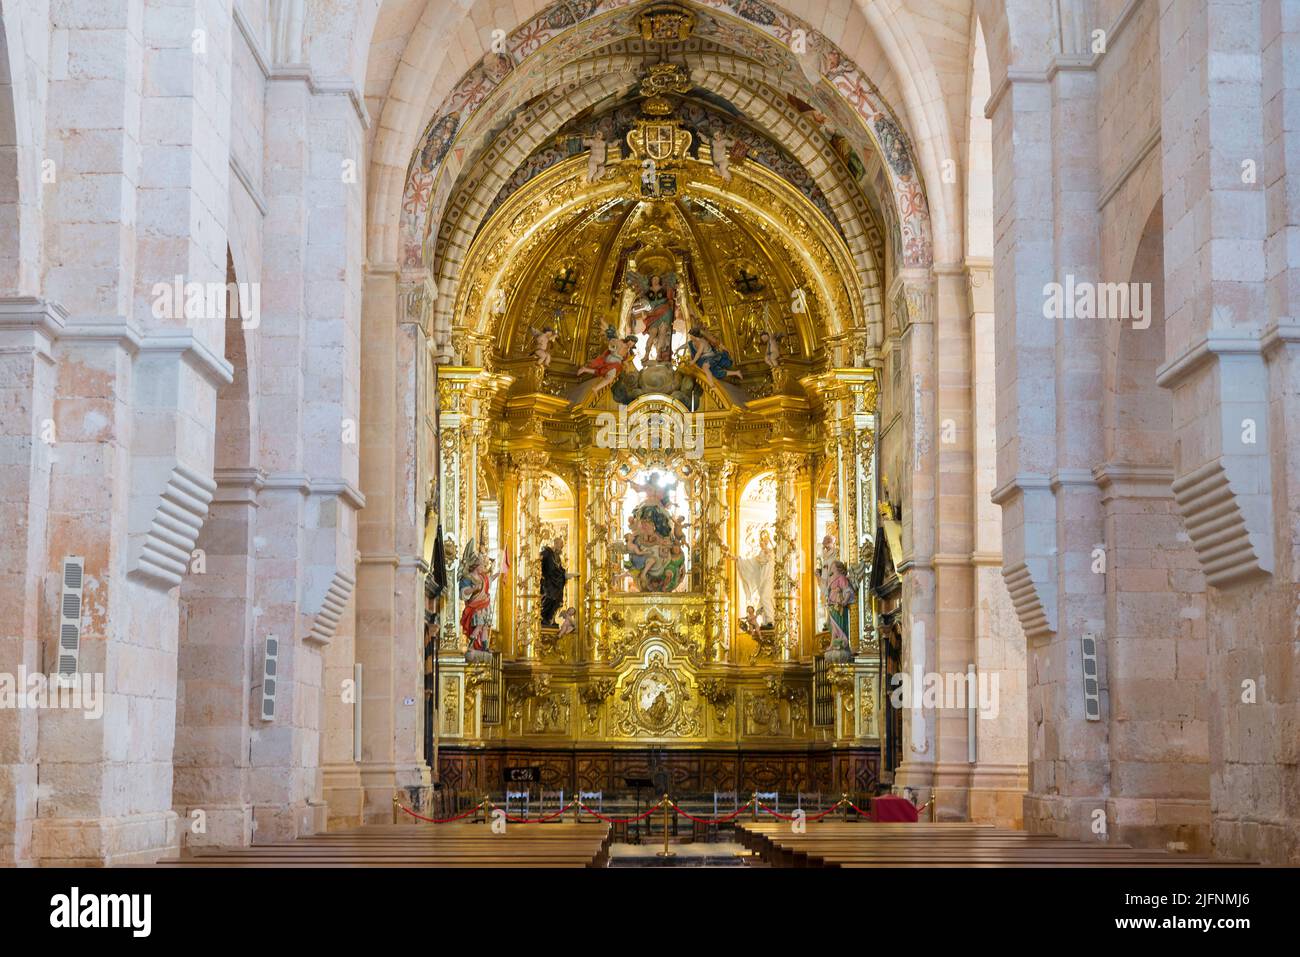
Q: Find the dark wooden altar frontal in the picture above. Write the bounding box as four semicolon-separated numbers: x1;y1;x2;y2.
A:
437;745;880;796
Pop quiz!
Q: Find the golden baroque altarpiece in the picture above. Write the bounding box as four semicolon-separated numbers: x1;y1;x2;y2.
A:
424;63;884;784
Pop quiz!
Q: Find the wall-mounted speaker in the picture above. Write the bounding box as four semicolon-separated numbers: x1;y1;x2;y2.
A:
1080;633;1101;721
57;557;85;677
260;635;279;721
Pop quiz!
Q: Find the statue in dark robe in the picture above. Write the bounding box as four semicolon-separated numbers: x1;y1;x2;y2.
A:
540;536;573;627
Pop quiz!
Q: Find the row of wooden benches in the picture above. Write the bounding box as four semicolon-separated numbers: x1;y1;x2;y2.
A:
733;821;1257;868
158;823;613;868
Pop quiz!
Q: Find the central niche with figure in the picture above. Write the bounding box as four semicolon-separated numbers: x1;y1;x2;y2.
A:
735;472;777;634
617;467;690;593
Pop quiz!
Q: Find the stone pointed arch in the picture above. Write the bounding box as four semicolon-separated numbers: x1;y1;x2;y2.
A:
0;0;43;296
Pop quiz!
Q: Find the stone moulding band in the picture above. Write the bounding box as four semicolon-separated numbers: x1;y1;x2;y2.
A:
55;315;235;386
1154;327;1262;388
0;301;237;387
260;472;367;511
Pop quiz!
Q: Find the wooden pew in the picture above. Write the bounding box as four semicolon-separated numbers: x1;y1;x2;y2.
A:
158;822;612;868
734;821;1255;868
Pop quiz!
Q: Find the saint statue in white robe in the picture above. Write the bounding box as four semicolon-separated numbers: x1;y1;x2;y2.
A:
736;529;776;626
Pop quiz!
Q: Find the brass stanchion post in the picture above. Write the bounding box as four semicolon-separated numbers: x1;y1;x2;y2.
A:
656;794;675;858
392;793;399;825
483;793;492;825
841;792;849;822
751;791;758;822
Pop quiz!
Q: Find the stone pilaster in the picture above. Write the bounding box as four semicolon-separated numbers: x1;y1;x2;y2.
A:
173;466;262;849
929;265;978;821
962;261;1028;826
1153;0;1300;863
987;53;1111;841
0;299;64;865
891;271;938;798
355;266;430;824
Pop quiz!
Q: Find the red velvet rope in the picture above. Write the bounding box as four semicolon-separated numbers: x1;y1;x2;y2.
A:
748;799;849;822
669;799;755;825
395;801;486;824
756;802;801;821
805;804;844;821
574;802;665;825
499;799;579;824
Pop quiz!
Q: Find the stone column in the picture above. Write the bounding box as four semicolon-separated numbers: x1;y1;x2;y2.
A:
1154;0;1298;863
0;299;63;865
355;268;432;822
31;0;236;865
986;50;1112;841
173;466;261;848
965;261;1027;828
1251;0;1300;862
930;264;978;820
891;273;938;799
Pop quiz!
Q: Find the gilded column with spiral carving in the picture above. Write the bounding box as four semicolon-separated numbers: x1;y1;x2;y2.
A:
834;427;857;565
581;459;610;661
703;459;734;662
772;451;804;659
512;449;550;659
438;425;461;649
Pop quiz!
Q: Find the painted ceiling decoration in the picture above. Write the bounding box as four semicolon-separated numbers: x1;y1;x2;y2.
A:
478;86;851;238
399;0;932;274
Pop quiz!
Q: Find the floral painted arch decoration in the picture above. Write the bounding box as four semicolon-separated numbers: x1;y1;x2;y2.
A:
399;0;933;273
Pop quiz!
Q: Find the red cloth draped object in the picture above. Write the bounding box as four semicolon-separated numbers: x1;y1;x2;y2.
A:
871;795;919;823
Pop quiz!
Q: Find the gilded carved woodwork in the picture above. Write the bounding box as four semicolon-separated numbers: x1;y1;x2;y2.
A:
506;673;571;735
430;91;887;756
578;679;616;734
449;148;862;373
697;678;734;724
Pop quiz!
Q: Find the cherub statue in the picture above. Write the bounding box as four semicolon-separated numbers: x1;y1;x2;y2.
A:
740;605;762;635
577;326;636;395
490;287;508;316
711;129;734;182
759;329;783;371
528;325;559;370
583;131;607;183
687;326;743;382
556;606;577;641
670;513;688;544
